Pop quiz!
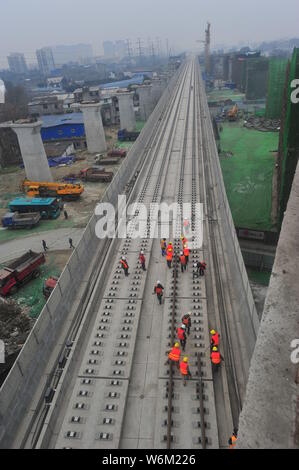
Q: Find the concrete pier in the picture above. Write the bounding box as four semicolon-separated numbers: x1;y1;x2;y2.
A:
136;84;152;121
237;161;299;449
81;102;106;153
1;120;53;181
151;79;162;108
117;92;136;131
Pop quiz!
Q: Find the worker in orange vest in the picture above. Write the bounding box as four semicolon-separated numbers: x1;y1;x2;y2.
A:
166;342;181;369
210;329;220;349
228;429;238;449
183;243;189;265
166;242;173;268
161;238;167;256
180;356;192;386
182;313;192;335
180;235;187;249
177;324;187;351
183;217;190;234
139;250;146;271
180;251;186;273
211;346;224;372
153;280;164;305
120;256;129;276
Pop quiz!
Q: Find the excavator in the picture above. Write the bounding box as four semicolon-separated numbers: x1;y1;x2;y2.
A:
227;104;238;122
21;179;84;200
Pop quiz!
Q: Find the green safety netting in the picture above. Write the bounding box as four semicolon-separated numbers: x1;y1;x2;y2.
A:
266;58;288;119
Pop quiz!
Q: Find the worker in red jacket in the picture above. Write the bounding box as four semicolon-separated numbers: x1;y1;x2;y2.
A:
180;251;186;273
166;342;181;369
182;313;192;335
183;243;190;265
139;250;146;271
177;324;187;351
153;281;164;305
180;356;192;386
210;329;220;349
166;242;173;268
211;346;224;372
120;256;129;276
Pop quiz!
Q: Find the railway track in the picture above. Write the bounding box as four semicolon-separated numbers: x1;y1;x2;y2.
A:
17;57;240;450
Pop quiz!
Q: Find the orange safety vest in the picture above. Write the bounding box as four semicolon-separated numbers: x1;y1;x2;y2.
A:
168;346;181;362
177;327;185;340
183;245;189;256
183;220;189;227
155;285;163;295
121;259;128;269
166;246;173;260
182;316;190;326
180;361;188;375
229;435;237;449
211;351;221;364
180;255;186;265
211;332;219;346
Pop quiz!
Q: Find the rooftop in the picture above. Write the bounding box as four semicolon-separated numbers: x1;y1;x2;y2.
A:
41;113;84;128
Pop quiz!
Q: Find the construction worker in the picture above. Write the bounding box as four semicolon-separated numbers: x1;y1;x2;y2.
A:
166;342;181;369
139;250;146;271
228;429;238;449
182;313;192;336
42;240;48;252
180;235;187;249
166;242;173;269
64;209;68;220
69;237;74;249
180;356;192;386
183;243;189;266
210;329;220;349
179;251;186;273
193;261;206;278
210;346;224;373
161;238;167;257
120;256;129;276
177;324;187;351
183;217;190;234
153;281;164;305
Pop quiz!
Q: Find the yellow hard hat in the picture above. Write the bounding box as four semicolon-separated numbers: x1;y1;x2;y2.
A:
212;346;218;352
183;356;188;362
174;342;179;348
180;235;184;240
169;241;172;245
210;329;216;335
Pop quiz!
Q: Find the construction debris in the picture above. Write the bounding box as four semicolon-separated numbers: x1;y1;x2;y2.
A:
244;116;280;132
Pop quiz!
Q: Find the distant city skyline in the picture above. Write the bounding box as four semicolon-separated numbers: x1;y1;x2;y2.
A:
0;0;298;68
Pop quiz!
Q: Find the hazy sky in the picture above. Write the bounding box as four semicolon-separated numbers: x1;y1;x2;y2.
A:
0;0;298;67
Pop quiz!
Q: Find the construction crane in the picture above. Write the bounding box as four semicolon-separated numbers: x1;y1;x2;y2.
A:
196;22;211;75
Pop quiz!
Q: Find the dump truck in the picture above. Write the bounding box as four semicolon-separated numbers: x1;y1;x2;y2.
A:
0;251;45;296
22;179;84;201
2;212;41;229
43;276;58;299
9;197;62;219
79;167;113;183
107;148;127;158
117;129;140;142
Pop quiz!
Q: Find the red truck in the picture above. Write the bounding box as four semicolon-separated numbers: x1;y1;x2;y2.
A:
0;251;45;296
107;148;127;158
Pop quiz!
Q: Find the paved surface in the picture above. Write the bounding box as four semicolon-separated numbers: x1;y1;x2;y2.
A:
237;161;299;449
0;228;84;263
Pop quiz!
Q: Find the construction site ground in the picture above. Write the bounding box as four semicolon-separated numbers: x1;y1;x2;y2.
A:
219;121;279;231
208;88;245;104
0;122;145;371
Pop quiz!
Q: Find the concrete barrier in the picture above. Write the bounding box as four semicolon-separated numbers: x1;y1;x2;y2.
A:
0;65;183;448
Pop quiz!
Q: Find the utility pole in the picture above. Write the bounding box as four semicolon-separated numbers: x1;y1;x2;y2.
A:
126;38;133;63
196;21;211;75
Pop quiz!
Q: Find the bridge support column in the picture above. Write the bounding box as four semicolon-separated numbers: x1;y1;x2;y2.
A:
81;102;107;154
117;92;136;131
136;84;152;121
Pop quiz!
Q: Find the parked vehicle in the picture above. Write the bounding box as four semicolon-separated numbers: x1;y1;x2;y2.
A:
22;179;84;201
96;157;120;165
9;197;62;219
107;148;127;158
43;276;58;299
0;251;45;296
117;129;140;142
2;211;41;229
79;167;113;183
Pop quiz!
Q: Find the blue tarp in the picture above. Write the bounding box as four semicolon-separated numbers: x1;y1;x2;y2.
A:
47;155;75;167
